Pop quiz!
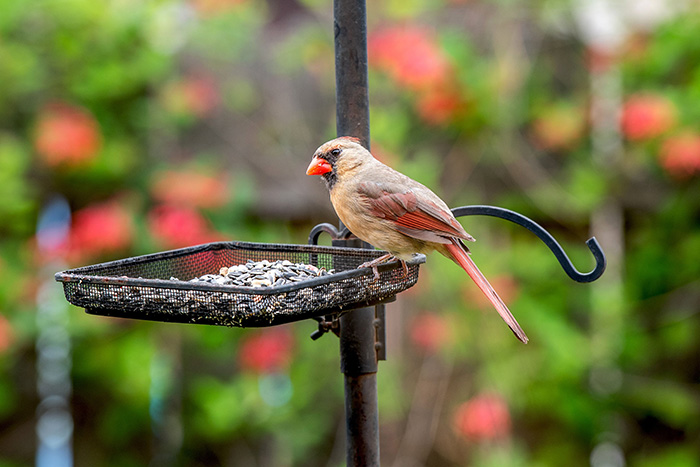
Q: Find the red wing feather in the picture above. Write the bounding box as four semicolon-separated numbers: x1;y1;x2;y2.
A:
358;182;471;241
395;209;460;234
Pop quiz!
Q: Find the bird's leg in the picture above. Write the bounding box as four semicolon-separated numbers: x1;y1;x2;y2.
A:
358;253;394;269
358;253;394;281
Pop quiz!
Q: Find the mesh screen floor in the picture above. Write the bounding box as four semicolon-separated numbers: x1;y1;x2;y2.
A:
55;241;424;327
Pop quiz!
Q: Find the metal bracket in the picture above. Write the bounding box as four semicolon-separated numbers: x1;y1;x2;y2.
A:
373;304;386;361
308;223;387;362
308;223;352;245
311;314;340;340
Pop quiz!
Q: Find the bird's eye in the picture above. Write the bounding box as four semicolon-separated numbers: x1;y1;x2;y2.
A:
330;148;340;157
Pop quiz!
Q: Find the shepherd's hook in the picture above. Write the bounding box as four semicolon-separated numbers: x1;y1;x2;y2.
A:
452;205;606;283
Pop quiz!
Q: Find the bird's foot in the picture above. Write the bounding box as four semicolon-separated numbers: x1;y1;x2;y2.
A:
358;253;394;281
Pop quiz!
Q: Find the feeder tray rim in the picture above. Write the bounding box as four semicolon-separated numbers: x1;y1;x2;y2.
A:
54;240;426;295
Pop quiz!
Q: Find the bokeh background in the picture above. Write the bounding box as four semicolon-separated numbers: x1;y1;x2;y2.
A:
1;0;699;465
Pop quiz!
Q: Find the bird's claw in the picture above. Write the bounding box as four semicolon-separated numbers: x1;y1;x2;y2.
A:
358;262;382;281
358;254;409;281
358;253;394;281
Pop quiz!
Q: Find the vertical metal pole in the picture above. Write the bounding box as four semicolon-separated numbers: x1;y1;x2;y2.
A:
334;0;370;148
333;0;380;465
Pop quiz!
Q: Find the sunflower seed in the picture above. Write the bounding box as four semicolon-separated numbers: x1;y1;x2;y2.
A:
170;259;335;288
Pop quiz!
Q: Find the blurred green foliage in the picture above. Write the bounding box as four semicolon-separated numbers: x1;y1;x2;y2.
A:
0;0;699;465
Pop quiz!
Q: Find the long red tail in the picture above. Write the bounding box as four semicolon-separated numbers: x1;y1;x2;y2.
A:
444;239;528;343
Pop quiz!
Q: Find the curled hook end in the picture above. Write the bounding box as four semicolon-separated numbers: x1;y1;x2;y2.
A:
579;236;607;283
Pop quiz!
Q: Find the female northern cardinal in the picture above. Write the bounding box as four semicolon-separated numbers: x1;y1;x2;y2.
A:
306;137;528;343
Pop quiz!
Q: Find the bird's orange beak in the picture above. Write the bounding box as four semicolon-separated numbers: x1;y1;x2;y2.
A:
306;156;332;176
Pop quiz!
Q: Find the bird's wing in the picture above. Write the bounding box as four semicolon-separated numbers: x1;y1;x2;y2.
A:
357;181;473;244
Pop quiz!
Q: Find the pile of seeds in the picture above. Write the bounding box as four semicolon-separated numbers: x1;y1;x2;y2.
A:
175;259;335;287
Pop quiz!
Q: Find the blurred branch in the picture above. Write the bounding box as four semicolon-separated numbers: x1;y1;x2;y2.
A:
488;9;586;224
391;355;453;467
636;279;700;329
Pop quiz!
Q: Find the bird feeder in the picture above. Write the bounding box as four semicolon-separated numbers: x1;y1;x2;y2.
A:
55;0;607;465
55;241;424;327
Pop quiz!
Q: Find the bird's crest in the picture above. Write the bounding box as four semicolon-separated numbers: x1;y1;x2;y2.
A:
319;136;363;154
337;136;361;144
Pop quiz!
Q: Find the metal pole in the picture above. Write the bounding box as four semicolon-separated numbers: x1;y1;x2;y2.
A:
333;0;380;465
334;0;370;148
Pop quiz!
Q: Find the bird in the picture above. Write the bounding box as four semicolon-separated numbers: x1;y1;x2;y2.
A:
306;136;528;343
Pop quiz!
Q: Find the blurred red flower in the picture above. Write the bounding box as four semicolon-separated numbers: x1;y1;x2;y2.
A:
532;104;586;151
416;87;466;126
151;170;229;209
369;25;466;126
621;93;676;141
162;75;219;118
238;328;294;374
0;315;15;354
34;102;101;167
409;313;451;354
659;131;700;179
148;204;222;249
369;25;451;91
68;200;134;261
453;393;511;441
190;0;247;17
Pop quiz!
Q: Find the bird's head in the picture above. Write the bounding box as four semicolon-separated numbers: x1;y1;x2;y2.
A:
306;137;372;190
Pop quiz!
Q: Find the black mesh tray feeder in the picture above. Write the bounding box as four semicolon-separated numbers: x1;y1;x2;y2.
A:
52;0;609;463
54;241;424;327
